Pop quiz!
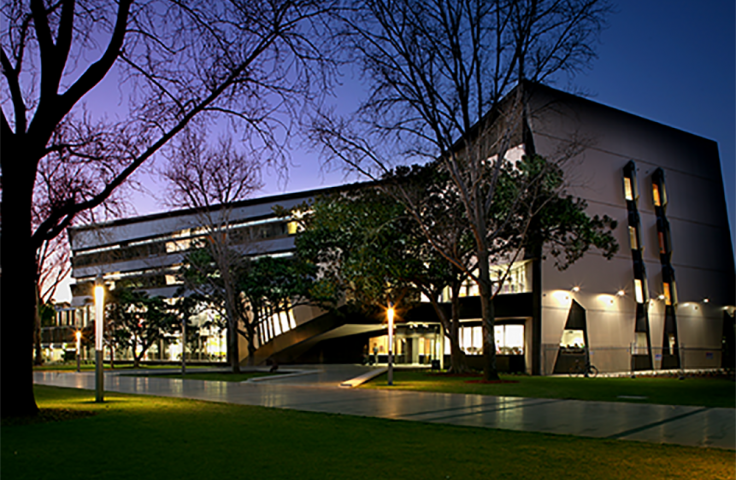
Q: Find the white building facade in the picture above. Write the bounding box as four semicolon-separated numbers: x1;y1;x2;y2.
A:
62;84;734;374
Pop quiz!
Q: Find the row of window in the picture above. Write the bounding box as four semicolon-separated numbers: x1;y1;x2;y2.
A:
73;219;296;269
623;161;650;305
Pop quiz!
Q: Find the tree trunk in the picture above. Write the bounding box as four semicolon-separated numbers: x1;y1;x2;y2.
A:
244;316;256;367
1;143;40;417
448;296;470;374
33;286;44;366
228;316;241;373
478;250;500;381
221;268;241;373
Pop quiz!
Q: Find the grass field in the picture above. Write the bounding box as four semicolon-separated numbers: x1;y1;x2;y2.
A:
126;371;280;382
33;363;214;372
362;370;736;408
2;386;733;480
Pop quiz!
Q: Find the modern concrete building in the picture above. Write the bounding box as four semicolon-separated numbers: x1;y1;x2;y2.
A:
62;84;735;374
526;84;734;375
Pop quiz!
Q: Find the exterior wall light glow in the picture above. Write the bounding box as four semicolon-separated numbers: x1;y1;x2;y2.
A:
657;294;665;301
616;290;625;297
598;294;616;305
553;290;571;302
703;298;710;303
571;286;580;293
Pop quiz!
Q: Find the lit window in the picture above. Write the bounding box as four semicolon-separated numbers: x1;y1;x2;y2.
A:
560;329;585;352
287;221;298;235
628;226;638;250
634;279;644;304
663;283;672;306
459;326;483;354
495;324;524;355
623;177;634;201
652;183;661;207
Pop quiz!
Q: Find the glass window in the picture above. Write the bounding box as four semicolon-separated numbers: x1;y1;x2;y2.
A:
652;183;661;207
494;324;524;355
628;226;638;250
663;283;672;306
634;279;644;304
560;329;585;352
623;177;634;201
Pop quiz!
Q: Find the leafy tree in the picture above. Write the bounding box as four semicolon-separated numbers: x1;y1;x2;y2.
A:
169;293;207;366
106;288;179;369
294;173;475;372
296;154;617;373
180;241;327;368
237;255;330;363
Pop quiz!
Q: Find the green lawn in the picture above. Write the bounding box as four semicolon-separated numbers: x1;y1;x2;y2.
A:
1;386;732;480
33;363;213;372
362;370;736;408
127;371;280;382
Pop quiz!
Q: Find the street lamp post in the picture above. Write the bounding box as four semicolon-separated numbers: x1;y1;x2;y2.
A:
75;330;82;373
387;304;394;386
181;317;187;376
94;277;105;402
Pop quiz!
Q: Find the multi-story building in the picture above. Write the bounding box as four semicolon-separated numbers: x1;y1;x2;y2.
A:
64;84;735;374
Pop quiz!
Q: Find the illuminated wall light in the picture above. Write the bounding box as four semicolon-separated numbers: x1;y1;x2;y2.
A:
616;290;625;297
598;294;616;305
552;290;571;302
657;294;665;301
571;286;580;293
703;298;710;303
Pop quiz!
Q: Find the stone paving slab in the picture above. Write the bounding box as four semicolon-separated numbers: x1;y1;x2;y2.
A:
33;370;734;450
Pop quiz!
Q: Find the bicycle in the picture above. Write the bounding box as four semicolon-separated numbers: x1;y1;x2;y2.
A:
568;359;598;378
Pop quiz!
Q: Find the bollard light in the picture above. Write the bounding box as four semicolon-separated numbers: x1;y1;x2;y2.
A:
75;330;82;373
387;304;394;386
94;278;105;402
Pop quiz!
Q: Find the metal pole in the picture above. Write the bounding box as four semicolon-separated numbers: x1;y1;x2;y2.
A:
182;317;186;376
76;331;81;373
94;277;105;402
388;304;394;386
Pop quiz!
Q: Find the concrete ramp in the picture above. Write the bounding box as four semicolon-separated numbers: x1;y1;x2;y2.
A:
244;307;382;366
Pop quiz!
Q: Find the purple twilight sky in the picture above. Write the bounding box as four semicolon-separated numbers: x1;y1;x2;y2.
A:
116;0;735;247
50;0;735;302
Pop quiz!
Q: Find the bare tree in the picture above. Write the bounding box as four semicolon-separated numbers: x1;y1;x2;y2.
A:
31;130;130;365
313;0;613;380
163;128;263;373
1;0;333;417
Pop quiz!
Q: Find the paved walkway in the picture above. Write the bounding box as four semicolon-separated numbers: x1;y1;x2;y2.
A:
34;365;734;450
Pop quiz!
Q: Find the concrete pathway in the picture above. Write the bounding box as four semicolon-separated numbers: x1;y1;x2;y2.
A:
34;366;734;450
